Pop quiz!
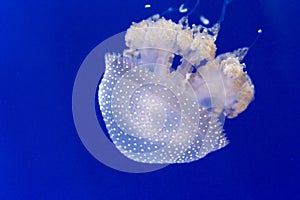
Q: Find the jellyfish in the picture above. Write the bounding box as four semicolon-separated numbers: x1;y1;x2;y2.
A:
98;0;255;164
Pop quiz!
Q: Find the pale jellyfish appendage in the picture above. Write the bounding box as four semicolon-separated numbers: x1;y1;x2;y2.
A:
98;6;255;164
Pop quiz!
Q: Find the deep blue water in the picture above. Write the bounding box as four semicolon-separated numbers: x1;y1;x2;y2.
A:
1;0;300;199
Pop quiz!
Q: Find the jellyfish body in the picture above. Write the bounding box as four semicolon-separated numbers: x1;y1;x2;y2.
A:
98;15;254;164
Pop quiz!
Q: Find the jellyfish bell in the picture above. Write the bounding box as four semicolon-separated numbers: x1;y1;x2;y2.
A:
98;1;255;164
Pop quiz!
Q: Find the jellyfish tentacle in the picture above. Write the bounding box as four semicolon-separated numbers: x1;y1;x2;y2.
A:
218;0;233;24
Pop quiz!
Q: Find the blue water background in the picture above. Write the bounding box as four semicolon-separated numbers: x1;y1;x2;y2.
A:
1;0;299;199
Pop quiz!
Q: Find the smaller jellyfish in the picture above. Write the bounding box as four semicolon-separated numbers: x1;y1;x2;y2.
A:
98;2;255;164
